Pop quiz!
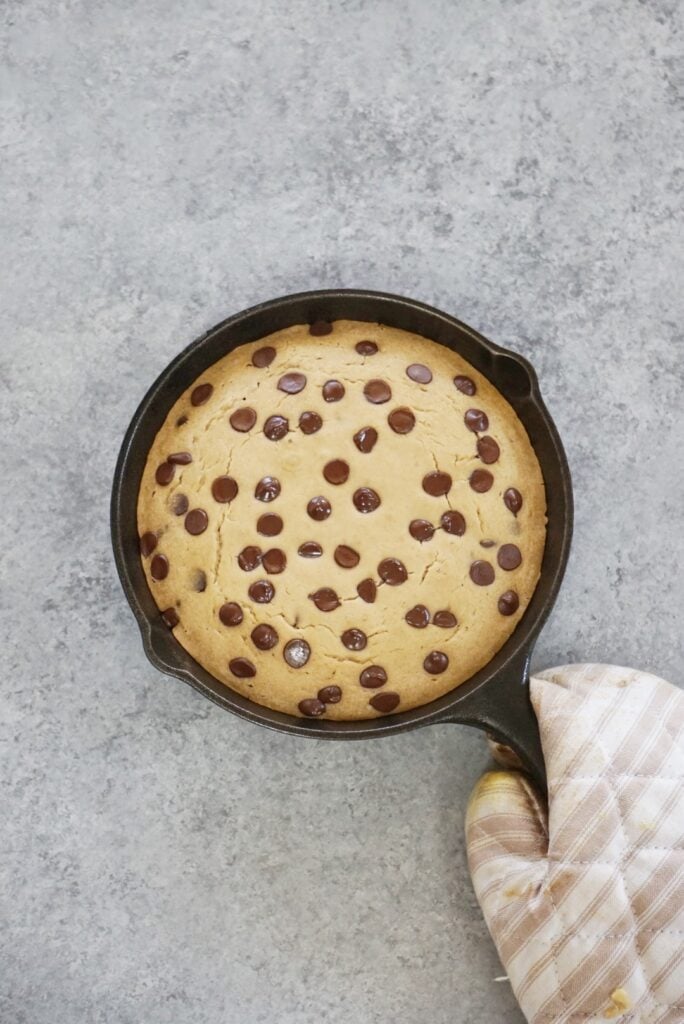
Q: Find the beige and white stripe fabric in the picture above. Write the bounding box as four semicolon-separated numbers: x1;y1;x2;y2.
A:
466;664;684;1023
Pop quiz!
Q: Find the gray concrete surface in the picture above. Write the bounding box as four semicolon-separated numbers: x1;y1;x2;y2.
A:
2;1;683;1021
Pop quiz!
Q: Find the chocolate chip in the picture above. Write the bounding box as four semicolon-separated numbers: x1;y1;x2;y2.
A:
257;513;283;537
353;426;378;453
364;379;391;404
192;569;207;592
161;607;179;628
191;382;213;406
309;320;332;336
248;580;274;603
353;487;381;513
211;476;238;503
409;519;435;542
176;415;188;426
406;363;432;384
356;340;378;355
441;510;466;535
299;697;326;716
277;372;306;394
155;461;175;486
341;628;367;650
424;651;448;674
298;541;323;558
322;380;345;402
405;604;430;628
264;415;289;440
464;408;489;432
470;560;495;586
255;476;281;502
229;657;256;678
171;493;189;515
318;685;342;703
299;411;323;434
378;558;408;585
140;531;157;557
307;496;331;521
230;407;257;432
477;436;500;464
238;546;262;571
168;451;192;465
503;487;523;515
262;548;286;574
388;407;415;434
334;544;360;568
480;540;496;548
370;692;400;713
252;346;276;368
498;544;522;570
454;375;476;396
283;639;311;667
359;665;387;688
422;471;452;496
433;610;457;628
219;602;243;626
150;554;169;581
498;590;520;615
185;508;208;535
356;578;376;603
251;624;279;650
309;587;340;611
323;459;350;485
469;469;494;493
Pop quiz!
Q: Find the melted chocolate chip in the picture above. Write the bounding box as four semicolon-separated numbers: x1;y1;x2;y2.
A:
219;602;243;626
309;320;332;336
298;541;323;558
190;382;213;406
406;363;432;384
353;426;378;453
155;461;175;486
168;451;192;465
299;411;323;434
176;415;188;427
370;692;400;713
150;554;169;581
359;665;388;688
140;531;157;557
255;476;280;502
283;639;310;668
211;476;238;503
192;569;207;592
441;510;466;535
341;628;367;650
248;580;274;603
229;657;256;678
323;459;349;485
161;607;179;628
469;469;494;493
252;346;276;368
171;493;189;516
477;436;500;464
356;340;378;355
364;379;391;404
409;519;435;542
353;487;381;513
322;380;345;402
238;546;262;571
503;487;523;515
251;624;279;650
424;651;449;674
464;408;489;432
454;375;476;396
405;605;430;628
480;540;496;548
334;544;360;568
433;610;457;628
185;508;208;535
299;697;326;716
257;513;283;537
230;407;257;432
388;407;415;434
498;590;520;615
309;587;340;611
356;578;377;603
498;544;522;570
422;471;452;497
318;685;342;703
264;415;289;440
262;548;286;574
277;372;306;394
378;558;408;585
470;560;495;586
307;496;332;521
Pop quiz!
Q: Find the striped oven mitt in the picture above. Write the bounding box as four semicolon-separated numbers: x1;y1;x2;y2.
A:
466;664;684;1024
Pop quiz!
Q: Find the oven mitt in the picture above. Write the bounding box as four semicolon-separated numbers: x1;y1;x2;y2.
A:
466;664;684;1023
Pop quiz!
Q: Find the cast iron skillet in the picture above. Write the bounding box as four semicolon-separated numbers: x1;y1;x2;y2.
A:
111;289;573;790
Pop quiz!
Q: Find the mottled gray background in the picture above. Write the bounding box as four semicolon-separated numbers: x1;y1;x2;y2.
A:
2;0;683;1021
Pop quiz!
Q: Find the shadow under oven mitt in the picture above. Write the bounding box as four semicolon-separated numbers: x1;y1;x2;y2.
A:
466;664;684;1024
